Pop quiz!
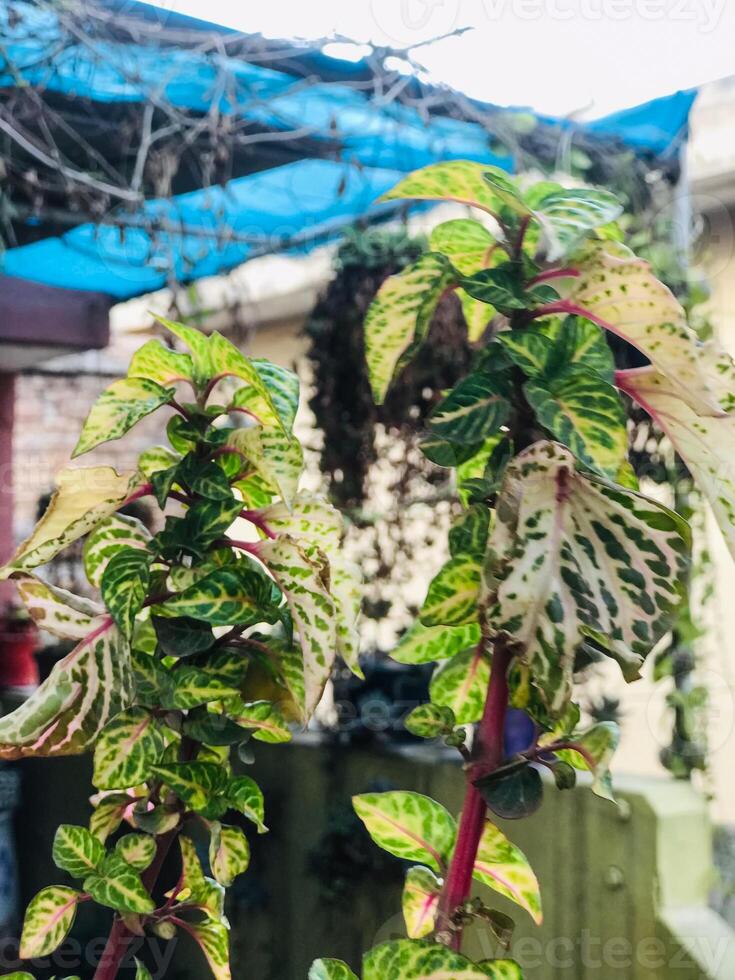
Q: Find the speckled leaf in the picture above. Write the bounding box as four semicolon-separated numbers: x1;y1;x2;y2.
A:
380;160;503;214
430;647;490;725
92;707;166;790
83;513;152;589
478;960;524;979
429;372;511;446
101;547;152;638
556;721;620;801
178;916;231;980
617;366;735;560
0;618;132;758
1;467;138;576
115;833;156;871
352;792;456;872
138;444;181;477
73;378;174;457
155;316;211;386
19;885;80;958
472;820;542;924
226;425;303;508
534;187;622;261
402;866;441;939
485;442;690;715
209;823;250;886
206;331;288;431
128;338;194;386
13;573;103;639
392;622;481;665
160;564;279;627
420;556;482;627
257;535;337;718
429;219;498;275
309;960;358;980
562;241;735;416
230;359;300;432
524;366;628;477
364;252;455;404
52;824;104;878
405;703;456;738
363;940;497;980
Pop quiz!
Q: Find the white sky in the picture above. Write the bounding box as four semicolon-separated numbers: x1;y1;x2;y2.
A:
144;0;735;117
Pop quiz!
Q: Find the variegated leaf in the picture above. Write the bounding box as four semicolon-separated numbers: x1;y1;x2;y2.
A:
537;316;615;383
524;365;628;477
478;961;523;979
128;338;194;386
617;366;735;560
429;646;490;725
555;721;620;801
179;834;225;917
560;241;735;416
404;703;456;739
20;885;81;958
115;833;156;871
364;252;455;404
151;762;227;813
226;425;303;508
230;359;300;432
419;556;482;627
83;513;152;589
137;444;181;477
73;378;174;457
84;852;154;913
205;331;287;432
429;219;498;275
164;666;241;710
533;187;622;261
101;547;152;638
402;866;441;939
380;160;503;214
92;707;166;790
392;621;481;665
257;535;337;718
52;824;104;878
449;504;491;560
363;940;497;980
155;316;211;386
0;618;132;758
178;916;231;980
13;573;102;639
472;820;542;924
160;563;278;627
429;372;510;446
135;960;154;980
1;467;138;576
309;960;359;980
485;442;690;715
209;823;250;886
90;793;132;842
352;791;456;872
226;775;266;833
229;700;291;743
459;288;495;342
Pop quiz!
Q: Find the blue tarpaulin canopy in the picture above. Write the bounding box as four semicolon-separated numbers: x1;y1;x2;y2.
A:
0;1;697;301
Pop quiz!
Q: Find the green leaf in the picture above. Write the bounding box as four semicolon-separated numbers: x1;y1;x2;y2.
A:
402;866;441;939
101;547;152;638
494;330;555;378
92;707;166;790
205;331;288;432
537;316;615;383
160;563;279;627
475;765;544;821
472;820;542;924
448;504;490;559
478;960;524;979
84;853;154;914
115;833;156;871
430;373;510;445
128;338;194;386
364;252;455;404
230;359;300;432
257;535;337;718
533;187;622;261
135;959;154;980
420;556;482;627
1;466;138;576
154;316;211;386
460;266;529;311
405;703;456;739
556;721;620;801
352;791;456;872
363;940;497;980
152;615;216;657
138;444;181;477
151;762;227;813
392;621;481;665
83;513;152;590
226;775;266;832
459;288;495;342
90;794;130;842
209;823;250;887
430;647;490;725
179;835;225;917
12;573;102;640
167;414;200;454
20;885;80;958
73;378;174;457
229;700;291;743
0;619;132;759
524;366;628;477
178;916;231;980
380;161;504;214
225;425;303;508
52;824;104;878
164;666;241;710
429;219;498;275
309;961;358;980
177;497;244;554
486;441;690;715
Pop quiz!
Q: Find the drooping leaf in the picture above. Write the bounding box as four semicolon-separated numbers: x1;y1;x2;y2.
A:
73;378;174;457
128;338;194;386
209;823;250;887
230;359;300;432
177;916;231;980
1;467;138;576
257;535;337;718
380;160;504;214
364;252;455;404
225;425;303;508
309;960;359;980
160;563;279;627
84;852;154;914
101;547;152;638
90;793;131;842
524;366;628;476
472;820;542;924
19;886;81;958
52;824;104;879
485;441;690;715
533;187;622;261
459;288;495;342
555;721;620;801
429;219;498;275
115;833;156;871
0;618;132;758
402;866;441;939
429;647;490;725
617;366;735;560
419;556;482;627
363;940;496;980
429;372;511;445
226;775;266;832
352;792;456;872
404;703;456;739
13;574;102;639
83;513;152;589
92;707;166;790
392;621;481;665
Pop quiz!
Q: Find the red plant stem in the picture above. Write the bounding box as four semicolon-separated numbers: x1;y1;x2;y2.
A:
436;641;513;951
527;267;579;287
240;509;277;538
